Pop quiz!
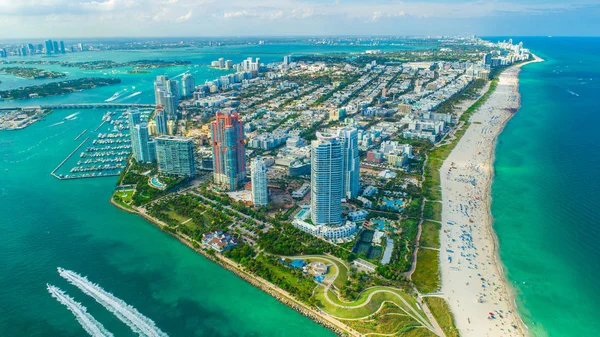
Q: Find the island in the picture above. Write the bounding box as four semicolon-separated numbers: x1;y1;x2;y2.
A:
0;77;121;100
0;67;66;79
0;59;191;71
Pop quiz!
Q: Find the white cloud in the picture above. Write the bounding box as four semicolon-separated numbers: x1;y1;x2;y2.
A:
176;10;193;22
0;0;597;38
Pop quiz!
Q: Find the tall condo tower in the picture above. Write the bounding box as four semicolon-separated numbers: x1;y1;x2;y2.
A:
181;73;195;98
155;136;196;177
251;156;268;207
128;109;155;163
210;111;246;191
153;108;168;135
310;132;343;226
338;126;360;199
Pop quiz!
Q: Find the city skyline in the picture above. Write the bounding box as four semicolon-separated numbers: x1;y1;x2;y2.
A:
0;0;599;39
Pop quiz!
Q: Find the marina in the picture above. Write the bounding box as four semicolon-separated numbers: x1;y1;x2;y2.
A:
50;109;151;180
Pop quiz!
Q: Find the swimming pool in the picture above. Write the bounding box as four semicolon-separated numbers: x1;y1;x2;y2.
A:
372;219;387;230
382;198;403;211
149;176;165;189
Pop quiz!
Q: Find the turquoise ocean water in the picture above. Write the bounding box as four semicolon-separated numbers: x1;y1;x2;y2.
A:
490;37;600;337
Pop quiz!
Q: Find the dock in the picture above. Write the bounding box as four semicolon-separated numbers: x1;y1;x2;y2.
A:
50;136;90;180
74;129;87;141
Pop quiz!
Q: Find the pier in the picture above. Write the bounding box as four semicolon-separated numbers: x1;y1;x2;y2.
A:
74;129;87;141
51;136;90;180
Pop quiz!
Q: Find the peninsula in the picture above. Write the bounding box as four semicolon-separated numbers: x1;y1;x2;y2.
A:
106;37;534;337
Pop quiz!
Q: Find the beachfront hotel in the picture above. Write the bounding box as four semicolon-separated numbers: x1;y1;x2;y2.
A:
210;110;246;191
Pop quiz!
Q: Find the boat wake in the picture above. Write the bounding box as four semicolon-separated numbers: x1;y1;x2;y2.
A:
171;71;189;80
104;88;128;102
64;112;80;121
49;121;65;127
567;89;580;97
58;268;168;337
120;91;142;101
47;284;114;337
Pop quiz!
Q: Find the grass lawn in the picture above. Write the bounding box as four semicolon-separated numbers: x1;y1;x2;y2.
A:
119;190;134;203
316;285;429;324
423;297;460;337
342;303;425;336
112;190;134;210
166;210;190;224
423;201;442;222
420;221;441;248
412;249;440;294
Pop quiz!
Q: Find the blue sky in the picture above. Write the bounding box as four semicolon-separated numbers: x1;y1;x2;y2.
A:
0;0;598;38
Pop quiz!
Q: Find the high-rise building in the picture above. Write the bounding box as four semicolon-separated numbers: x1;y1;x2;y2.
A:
166;79;180;100
164;94;178;118
155;136;196;177
154;75;170;106
181;74;195;99
78;43;84;52
251;156;268;207
154;108;168;135
59;41;65;54
339;127;360;199
482;53;492;66
283;55;292;66
44;40;53;54
210;111;246;191
128;110;156;163
52;41;59;54
311;132;343;226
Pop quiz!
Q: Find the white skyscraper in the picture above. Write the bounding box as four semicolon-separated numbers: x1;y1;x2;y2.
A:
164;94;178;119
251;156;268;207
310;132;343;226
181;73;195;99
339;126;360;199
128;109;156;163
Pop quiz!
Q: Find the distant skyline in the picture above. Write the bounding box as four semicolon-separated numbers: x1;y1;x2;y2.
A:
1;0;599;39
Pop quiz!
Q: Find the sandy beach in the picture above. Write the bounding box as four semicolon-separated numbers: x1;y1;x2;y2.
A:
439;56;543;337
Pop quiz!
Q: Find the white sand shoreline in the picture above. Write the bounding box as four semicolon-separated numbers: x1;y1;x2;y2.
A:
440;55;543;337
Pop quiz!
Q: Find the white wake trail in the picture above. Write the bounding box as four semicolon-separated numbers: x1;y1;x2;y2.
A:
47;284;114;337
58;268;168;337
120;91;142;101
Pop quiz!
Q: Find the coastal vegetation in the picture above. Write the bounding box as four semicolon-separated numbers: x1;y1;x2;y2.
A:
116;160;186;206
0;67;66;79
0;59;191;71
0;77;121;100
412;249;440;293
423;297;460;337
419;221;441;248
